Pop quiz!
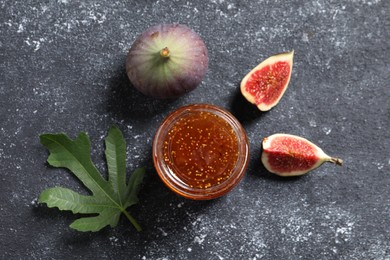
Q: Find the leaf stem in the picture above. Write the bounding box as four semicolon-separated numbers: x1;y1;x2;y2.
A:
122;209;142;232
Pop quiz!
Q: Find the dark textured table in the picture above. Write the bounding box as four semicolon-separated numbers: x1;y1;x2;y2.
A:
1;1;389;259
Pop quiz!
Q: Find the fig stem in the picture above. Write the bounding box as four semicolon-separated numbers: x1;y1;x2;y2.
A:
160;47;170;58
328;157;343;166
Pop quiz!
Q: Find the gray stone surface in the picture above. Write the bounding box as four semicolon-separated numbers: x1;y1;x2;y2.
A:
1;0;389;259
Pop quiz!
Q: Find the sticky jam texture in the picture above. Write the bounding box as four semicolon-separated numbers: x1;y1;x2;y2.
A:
266;136;318;172
246;61;290;105
163;111;239;189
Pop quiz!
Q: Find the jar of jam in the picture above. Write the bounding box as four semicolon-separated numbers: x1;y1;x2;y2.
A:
153;104;249;200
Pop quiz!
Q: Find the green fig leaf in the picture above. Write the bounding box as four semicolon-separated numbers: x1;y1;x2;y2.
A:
38;125;145;232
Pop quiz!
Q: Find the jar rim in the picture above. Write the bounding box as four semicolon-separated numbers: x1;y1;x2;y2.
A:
153;104;249;200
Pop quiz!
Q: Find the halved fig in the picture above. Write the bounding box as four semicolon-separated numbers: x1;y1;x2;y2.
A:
240;51;294;111
261;133;343;176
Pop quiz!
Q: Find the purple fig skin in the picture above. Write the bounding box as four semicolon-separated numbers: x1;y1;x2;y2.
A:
261;133;343;176
126;24;209;99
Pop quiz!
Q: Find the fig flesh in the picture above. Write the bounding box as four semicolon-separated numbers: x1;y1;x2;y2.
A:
126;24;209;98
241;51;294;111
261;133;343;176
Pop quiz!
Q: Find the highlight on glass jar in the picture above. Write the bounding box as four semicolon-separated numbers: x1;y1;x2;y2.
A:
153;104;250;200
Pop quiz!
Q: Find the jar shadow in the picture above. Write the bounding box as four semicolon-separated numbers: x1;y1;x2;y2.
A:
121;147;224;240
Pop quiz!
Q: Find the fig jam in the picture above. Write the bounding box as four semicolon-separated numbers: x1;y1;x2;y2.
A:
153;104;249;200
163;111;239;189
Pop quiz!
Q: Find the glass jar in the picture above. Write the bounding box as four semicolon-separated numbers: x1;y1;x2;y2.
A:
153;104;249;200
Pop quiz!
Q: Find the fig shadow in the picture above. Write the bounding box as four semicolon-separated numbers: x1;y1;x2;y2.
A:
105;65;180;122
244;143;302;183
229;86;266;127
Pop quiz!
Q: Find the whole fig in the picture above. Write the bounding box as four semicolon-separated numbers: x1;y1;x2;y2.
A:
126;24;209;98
